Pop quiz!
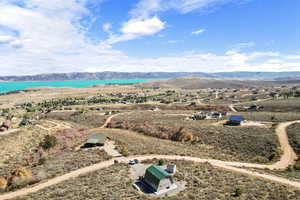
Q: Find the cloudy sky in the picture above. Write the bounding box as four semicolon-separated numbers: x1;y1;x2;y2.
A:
0;0;299;75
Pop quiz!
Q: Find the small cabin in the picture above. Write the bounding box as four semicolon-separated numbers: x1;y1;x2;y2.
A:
83;135;107;148
166;165;176;175
143;165;176;194
227;116;245;126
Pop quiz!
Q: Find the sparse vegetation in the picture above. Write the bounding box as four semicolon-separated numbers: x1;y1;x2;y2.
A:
109;111;280;163
43;111;109;128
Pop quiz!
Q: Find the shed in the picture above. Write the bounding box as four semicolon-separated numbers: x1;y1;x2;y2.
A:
166;165;177;174
83;135;107;148
144;165;175;193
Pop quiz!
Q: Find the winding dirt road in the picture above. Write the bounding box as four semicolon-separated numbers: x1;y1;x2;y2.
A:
0;114;299;199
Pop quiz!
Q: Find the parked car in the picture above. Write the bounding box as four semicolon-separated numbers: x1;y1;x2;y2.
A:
128;159;139;165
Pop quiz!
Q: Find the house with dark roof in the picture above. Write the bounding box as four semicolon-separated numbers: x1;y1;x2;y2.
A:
82;135;107;148
143;165;177;194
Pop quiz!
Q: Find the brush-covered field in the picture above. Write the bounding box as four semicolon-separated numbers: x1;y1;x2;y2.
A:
242;98;300;112
109;111;280;163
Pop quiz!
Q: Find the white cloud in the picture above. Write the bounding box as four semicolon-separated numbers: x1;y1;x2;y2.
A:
103;16;165;45
102;23;113;38
284;55;300;60
248;52;280;60
130;0;249;18
192;29;205;35
121;17;165;35
0;35;15;43
130;0;162;19
103;23;112;33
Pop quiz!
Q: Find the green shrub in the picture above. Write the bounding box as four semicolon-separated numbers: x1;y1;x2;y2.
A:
294;160;300;171
26;106;41;113
38;157;47;165
158;159;165;166
119;146;129;157
232;187;242;197
40;135;57;150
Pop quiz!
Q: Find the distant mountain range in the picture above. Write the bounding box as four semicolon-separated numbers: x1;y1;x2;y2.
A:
1;71;300;82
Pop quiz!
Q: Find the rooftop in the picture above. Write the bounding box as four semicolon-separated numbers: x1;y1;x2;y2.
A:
229;116;245;122
144;165;171;188
86;135;107;144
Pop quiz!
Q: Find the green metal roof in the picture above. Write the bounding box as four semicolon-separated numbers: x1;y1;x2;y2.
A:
144;165;171;189
86;135;106;144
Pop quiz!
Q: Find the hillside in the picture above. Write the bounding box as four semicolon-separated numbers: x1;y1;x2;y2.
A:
1;71;300;82
138;76;295;89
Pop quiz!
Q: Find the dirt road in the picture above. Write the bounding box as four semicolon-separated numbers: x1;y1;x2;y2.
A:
272;121;300;169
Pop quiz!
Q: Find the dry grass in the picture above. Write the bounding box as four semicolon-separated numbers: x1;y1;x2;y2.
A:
30;150;111;180
0;127;49;171
287;124;300;155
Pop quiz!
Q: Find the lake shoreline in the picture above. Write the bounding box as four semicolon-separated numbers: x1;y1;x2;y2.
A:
0;79;164;94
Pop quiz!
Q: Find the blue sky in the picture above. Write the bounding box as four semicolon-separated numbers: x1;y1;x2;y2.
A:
0;0;299;75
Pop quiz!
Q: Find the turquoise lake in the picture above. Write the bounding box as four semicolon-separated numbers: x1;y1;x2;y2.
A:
0;79;159;94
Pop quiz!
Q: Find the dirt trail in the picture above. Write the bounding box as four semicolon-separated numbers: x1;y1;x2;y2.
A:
1;116;299;199
229;104;238;112
100;112;134;128
35;120;72;132
100;113;121;128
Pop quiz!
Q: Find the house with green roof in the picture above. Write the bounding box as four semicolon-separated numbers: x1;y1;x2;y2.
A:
143;165;177;194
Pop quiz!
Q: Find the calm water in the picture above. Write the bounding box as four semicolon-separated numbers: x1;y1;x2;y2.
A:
0;79;159;94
